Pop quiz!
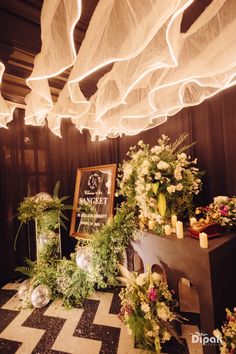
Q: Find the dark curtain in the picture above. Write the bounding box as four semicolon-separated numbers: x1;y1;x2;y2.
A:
0;85;236;283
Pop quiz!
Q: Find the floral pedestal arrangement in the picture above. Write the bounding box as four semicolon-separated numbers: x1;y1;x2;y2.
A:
214;308;236;354
118;265;182;354
117;134;203;233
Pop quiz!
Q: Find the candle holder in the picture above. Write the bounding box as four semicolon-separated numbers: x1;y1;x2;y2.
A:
188;221;224;239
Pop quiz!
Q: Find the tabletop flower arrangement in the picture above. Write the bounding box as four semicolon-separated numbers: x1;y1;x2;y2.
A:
117;133;202;230
213;308;236;354
196;196;236;230
118;265;180;353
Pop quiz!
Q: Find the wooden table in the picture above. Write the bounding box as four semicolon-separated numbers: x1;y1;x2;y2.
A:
128;230;236;354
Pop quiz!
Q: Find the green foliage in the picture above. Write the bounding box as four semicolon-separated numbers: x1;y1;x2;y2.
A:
15;258;36;278
55;256;94;309
37;235;61;262
92;202;139;288
16;254;94;309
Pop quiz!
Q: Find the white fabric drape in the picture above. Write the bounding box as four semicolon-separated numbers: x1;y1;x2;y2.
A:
51;0;236;139
24;0;82;127
2;0;236;139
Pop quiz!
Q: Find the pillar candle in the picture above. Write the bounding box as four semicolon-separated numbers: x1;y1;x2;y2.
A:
171;215;177;228
148;220;156;230
164;225;172;236
176;221;184;239
190;217;197;227
199;232;208;248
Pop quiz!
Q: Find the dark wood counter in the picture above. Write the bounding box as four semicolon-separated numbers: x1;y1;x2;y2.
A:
128;230;236;354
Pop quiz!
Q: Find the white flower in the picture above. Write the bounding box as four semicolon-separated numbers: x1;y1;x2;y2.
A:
213;196;229;204
155;172;162;180
142;159;150;168
157;302;171;321
213;329;222;340
123;165;133;180
136;273;147;286
146;331;155;337
138;140;143;146
141;303;150;313
126;324;133;336
152;272;161;283
176;183;183;191
178;152;187;160
157;161;169;170
146;184;152;191
174;166;182;180
162;331;171;341
142;167;149;175
167;185;176;193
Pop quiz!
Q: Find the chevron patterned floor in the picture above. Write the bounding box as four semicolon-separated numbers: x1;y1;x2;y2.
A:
0;282;203;354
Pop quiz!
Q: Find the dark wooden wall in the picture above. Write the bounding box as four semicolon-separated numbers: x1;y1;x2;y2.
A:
0;84;235;284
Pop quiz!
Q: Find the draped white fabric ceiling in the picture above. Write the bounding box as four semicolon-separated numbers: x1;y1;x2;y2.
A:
0;0;236;139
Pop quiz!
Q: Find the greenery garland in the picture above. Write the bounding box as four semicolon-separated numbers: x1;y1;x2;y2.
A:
91;201;139;288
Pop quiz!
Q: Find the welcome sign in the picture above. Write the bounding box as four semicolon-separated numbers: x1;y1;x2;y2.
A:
70;164;117;239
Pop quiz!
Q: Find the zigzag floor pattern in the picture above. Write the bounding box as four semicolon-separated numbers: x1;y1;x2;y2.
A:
0;283;202;354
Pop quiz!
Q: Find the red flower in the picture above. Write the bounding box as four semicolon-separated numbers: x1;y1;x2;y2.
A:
147;288;158;302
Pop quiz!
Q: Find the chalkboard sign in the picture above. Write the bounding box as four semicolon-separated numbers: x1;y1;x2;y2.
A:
70;164;117;239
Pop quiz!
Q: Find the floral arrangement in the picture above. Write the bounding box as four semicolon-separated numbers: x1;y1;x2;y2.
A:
213;308;236;354
118;265;180;353
117;134;202;228
196;196;236;229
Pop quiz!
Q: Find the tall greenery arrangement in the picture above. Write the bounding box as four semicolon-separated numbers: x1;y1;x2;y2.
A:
16;182;94;309
15;181;70;249
91;202;139;288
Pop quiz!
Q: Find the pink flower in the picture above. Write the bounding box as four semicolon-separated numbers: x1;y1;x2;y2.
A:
220;205;229;216
147;288;158;302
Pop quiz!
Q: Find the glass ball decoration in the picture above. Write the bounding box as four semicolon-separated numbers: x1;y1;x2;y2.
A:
76;246;93;272
38;230;57;248
18;279;31;300
31;284;52;308
34;192;53;203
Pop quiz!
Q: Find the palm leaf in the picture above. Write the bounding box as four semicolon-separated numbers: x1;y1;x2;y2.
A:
14;220;24;250
177;141;197;154
59;218;67;230
15;266;33;277
53;181;61;198
170;133;188;153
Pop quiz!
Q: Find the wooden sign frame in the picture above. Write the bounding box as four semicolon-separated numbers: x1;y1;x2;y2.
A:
70;164;117;239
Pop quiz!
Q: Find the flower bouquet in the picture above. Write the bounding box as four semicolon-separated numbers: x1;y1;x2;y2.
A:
118;265;181;353
196;196;236;229
117;134;202;232
213;308;236;354
190;196;236;238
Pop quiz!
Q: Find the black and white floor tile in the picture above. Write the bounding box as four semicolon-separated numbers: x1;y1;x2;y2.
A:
0;283;203;354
